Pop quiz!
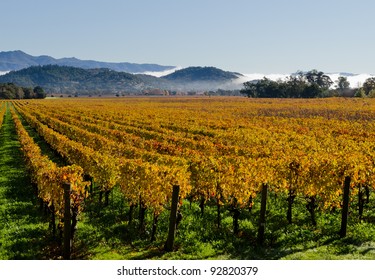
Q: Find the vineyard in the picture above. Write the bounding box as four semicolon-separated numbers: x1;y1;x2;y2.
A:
1;97;375;259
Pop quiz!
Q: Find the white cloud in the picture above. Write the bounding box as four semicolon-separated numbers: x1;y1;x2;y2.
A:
0;71;9;76
139;66;183;77
233;73;289;86
326;73;374;88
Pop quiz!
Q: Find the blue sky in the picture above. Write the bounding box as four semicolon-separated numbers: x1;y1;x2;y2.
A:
2;0;375;74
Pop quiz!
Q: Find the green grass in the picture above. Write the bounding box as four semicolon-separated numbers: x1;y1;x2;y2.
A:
71;186;375;260
1;104;375;260
0;105;51;259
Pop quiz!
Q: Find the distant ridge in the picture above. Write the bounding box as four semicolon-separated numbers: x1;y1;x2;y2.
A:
0;50;176;74
0;65;244;93
162;66;242;81
2;51;371;93
160;66;243;90
0;65;145;93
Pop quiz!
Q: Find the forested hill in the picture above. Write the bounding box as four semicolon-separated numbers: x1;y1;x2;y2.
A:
0;65;245;94
0;65;146;94
162;66;242;82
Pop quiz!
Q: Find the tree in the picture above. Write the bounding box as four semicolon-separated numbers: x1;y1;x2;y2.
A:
0;84;15;99
241;70;333;99
23;87;34;99
285;72;307;98
241;78;288;98
305;69;333;90
336;76;350;91
33;86;46;99
362;77;375;96
0;83;25;99
301;83;321;98
15;87;25;99
240;81;259;98
335;76;351;97
368;89;375;98
354;88;366;98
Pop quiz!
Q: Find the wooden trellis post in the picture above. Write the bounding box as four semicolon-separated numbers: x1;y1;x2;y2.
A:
340;176;351;238
63;183;72;259
257;184;268;245
164;185;180;252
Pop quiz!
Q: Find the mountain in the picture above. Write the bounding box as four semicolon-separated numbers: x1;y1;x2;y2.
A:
0;50;175;74
0;65;246;93
161;66;243;90
162;66;242;82
1;63;373;95
0;65;147;94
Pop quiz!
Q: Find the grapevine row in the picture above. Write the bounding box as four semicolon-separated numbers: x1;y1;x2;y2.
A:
14;98;375;228
10;105;88;220
14;103;191;213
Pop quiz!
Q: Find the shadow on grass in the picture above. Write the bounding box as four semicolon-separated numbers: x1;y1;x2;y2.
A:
16;111;67;167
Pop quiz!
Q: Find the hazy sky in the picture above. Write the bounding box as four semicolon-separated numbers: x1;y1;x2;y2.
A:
2;0;375;74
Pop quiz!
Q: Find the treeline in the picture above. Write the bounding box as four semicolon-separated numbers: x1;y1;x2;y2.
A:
240;69;365;98
0;83;46;99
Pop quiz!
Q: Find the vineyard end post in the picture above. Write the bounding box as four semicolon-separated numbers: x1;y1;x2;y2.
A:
257;184;268;245
63;183;72;260
340;176;351;238
164;185;180;252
